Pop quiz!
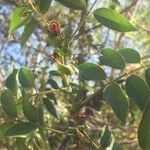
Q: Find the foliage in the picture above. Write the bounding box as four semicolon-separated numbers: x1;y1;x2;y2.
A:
0;0;150;149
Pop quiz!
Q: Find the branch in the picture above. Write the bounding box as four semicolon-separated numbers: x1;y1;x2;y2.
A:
80;62;150;108
120;0;140;14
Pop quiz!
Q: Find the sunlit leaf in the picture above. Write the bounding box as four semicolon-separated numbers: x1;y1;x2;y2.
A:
20;17;38;45
94;8;137;32
9;5;32;34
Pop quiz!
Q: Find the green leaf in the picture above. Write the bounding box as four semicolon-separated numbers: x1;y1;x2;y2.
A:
71;99;83;113
6;69;18;96
99;125;113;148
78;62;106;80
145;68;150;88
49;70;60;76
16;97;24;113
55;0;86;10
138;98;150;149
94;8;137;32
48;34;63;48
70;83;80;94
0;122;16;137
48;79;59;89
20;17;38;45
43;98;58;118
58;63;73;76
0;122;36;138
18;67;35;88
9;5;32;34
3;122;37;137
22;91;39;123
103;82;128;123
100;48;126;70
45;90;57;105
1;89;18;117
38;107;44;126
119;48;141;63
126;75;150;111
35;0;52;14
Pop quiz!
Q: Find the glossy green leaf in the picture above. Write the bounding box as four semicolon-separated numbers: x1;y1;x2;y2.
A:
99;125;113;148
103;82;128;123
43;98;58;118
126;75;150;111
119;48;141;63
138;98;150;149
100;48;126;70
94;8;137;32
1;89;17;117
58;63;73;76
18;67;35;88
4;122;37;137
22;91;39;123
78;62;106;80
9;5;32;34
20;17;38;45
55;0;86;10
6;69;18;96
145;68;150;88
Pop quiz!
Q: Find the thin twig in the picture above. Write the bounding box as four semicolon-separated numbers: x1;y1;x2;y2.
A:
82;130;100;150
69;0;98;44
28;0;49;26
45;126;74;136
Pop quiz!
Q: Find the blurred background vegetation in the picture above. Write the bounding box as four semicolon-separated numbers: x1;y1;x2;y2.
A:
0;0;150;149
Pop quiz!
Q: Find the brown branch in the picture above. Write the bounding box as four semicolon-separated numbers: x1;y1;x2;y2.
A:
120;0;140;14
